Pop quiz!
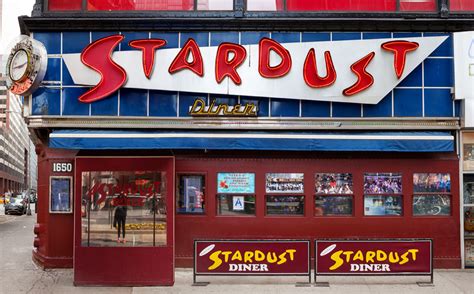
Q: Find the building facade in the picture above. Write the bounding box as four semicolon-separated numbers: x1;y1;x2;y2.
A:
17;0;474;286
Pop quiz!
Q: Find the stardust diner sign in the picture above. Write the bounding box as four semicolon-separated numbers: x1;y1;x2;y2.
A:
315;240;432;275
195;240;310;275
62;35;447;105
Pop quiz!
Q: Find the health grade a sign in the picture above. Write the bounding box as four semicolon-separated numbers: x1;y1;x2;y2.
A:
195;240;310;275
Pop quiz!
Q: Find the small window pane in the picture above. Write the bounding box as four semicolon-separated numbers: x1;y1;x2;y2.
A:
451;0;474;11
266;195;304;216
49;0;82;10
286;0;396;11
217;195;255;216
413;173;451;193
177;175;205;214
464;175;474;205
400;0;436;11
413;195;450;216
364;173;402;194
315;173;353;194
364;195;402;216
266;173;304;193
315;196;353;216
87;0;194;11
198;0;234;10
217;173;255;194
247;0;284;11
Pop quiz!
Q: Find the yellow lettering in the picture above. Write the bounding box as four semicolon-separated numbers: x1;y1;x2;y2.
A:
286;249;296;261
190;98;205;114
408;249;419;261
255;250;265;262
221;251;232;262
244;251;254;263
231;250;242;262
277;252;287;265
389;252;400;263
267;252;278;263
354;250;364;262
208;250;222;270
399;251;410;265
329;250;344;271
376;250;387;262
342;251;354;263
366;251;376;263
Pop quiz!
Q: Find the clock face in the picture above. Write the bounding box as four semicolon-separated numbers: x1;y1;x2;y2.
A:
9;49;29;82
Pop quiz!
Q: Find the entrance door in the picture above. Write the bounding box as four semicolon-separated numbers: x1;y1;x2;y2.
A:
74;157;174;286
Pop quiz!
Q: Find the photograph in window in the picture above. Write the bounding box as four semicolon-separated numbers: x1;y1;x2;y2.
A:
413;173;451;193
266;195;304;216
364;173;402;194
315;195;353;216
364;195;402;216
176;175;205;214
413;194;450;216
315;173;353;194
266;173;304;193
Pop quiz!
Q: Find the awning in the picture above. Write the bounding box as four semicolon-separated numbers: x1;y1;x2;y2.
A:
49;130;454;152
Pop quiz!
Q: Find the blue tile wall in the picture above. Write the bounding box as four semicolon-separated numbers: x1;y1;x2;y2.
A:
210;32;239;46
151;32;179;49
271;98;299;117
35;30;456;120
62;88;90;116
301;100;331;117
363;93;392;117
63;32;90;54
120;89;147;116
91;93;118;116
149;90;178;117
32;88;60;115
394;89;423;117
34;32;61;54
332;102;361;117
424;89;453;117
210;94;238;105
241;32;270;45
455;100;461;117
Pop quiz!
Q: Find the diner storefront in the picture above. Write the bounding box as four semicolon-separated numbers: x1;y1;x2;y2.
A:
13;0;474;286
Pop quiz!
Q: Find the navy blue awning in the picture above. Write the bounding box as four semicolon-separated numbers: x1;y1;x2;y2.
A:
49;130;454;152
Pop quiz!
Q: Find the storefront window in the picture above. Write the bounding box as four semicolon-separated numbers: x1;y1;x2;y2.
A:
176;175;205;214
49;0;82;10
465;207;474;267
364;173;402;216
450;0;474;11
266;195;304;216
364;173;402;194
399;0;436;11
81;171;166;247
412;173;451;216
364;195;402;216
315;173;353;194
247;0;284;11
463;134;474;171
87;0;194;11
217;194;256;216
464;175;474;205
315;196;353;216
197;0;234;10
265;173;304;193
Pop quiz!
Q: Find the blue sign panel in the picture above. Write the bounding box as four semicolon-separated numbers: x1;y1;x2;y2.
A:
217;173;255;194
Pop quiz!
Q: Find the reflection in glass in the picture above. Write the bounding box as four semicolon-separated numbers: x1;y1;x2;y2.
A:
315;196;352;216
413;195;450;216
315;173;353;194
87;0;194;11
266;195;304;216
413;173;451;193
464;176;474;205
81;171;166;247
50;177;72;213
177;175;205;214
364;173;402;194
266;173;304;193
197;0;233;10
247;0;284;11
364;195;402;216
217;195;255;216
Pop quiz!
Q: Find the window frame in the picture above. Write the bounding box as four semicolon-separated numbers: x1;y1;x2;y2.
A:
216;193;257;217
412;172;452;217
265;194;305;217
363;172;404;217
176;173;207;216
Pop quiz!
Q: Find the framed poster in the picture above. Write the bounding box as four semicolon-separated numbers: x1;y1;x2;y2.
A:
49;176;73;214
266;173;304;193
217;173;255;194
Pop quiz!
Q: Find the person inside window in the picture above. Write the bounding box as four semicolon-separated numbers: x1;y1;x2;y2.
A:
114;193;128;244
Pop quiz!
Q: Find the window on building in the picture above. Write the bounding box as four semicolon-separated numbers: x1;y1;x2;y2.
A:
363;173;403;216
216;172;255;216
265;173;305;216
84;0;233;11
413;173;451;216
450;0;474;11
176;174;205;214
266;195;304;215
315;173;353;216
81;170;166;247
49;0;82;10
217;194;256;216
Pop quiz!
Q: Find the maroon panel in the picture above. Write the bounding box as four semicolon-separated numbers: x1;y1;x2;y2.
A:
315;240;431;274
195;240;309;274
74;157;175;286
287;0;396;11
48;0;82;11
87;0;194;11
450;0;474;11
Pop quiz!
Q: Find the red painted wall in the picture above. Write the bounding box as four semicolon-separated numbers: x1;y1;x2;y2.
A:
175;156;460;268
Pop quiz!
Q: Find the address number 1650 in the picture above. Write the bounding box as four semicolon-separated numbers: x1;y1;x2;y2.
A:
52;162;73;173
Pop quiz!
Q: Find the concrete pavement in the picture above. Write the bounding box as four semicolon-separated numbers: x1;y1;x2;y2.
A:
0;205;473;294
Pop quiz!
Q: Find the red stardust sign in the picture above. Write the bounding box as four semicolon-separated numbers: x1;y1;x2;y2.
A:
195;240;310;275
315;240;432;275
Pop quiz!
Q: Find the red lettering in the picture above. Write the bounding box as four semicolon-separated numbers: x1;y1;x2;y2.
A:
168;38;204;77
381;40;419;79
303;49;337;88
215;42;247;85
129;39;167;79
78;35;127;103
258;38;292;78
343;52;376;96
